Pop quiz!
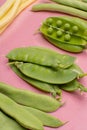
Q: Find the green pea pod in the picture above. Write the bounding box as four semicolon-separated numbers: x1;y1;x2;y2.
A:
15;62;77;84
59;80;80;92
40;17;87;46
6;46;76;69
51;0;87;12
31;3;87;20
0;111;26;130
10;63;62;97
23;106;65;128
0;82;62;112
59;79;87;92
45;36;84;53
0;93;44;130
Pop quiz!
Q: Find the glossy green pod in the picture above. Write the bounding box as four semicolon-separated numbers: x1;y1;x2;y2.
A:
10;63;62;97
40;16;87;45
0;93;44;130
0;82;62;112
23;106;65;128
6;46;76;69
15;62;77;84
0;111;26;130
45;36;84;53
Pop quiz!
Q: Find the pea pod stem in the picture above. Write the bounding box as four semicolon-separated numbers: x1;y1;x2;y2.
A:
32;3;87;19
51;0;87;12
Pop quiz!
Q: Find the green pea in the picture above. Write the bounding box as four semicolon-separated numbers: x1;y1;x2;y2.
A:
56;30;63;37
0;111;26;130
0;93;44;130
64;23;70;31
47;27;53;34
15;62;77;84
72;26;79;33
0;82;62;112
56;20;63;27
64;34;71;41
46;18;53;24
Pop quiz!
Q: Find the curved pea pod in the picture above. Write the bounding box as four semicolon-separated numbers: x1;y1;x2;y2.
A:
59;79;87;92
10;63;62;97
6;46;76;69
0;111;26;130
15;62;77;84
23;106;65;128
40;16;87;52
0;82;62;112
45;36;84;53
0;93;44;130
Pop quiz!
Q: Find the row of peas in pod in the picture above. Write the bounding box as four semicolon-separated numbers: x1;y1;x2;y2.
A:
6;46;87;99
40;16;87;53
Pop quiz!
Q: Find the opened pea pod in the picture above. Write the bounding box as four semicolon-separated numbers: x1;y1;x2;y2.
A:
40;16;87;53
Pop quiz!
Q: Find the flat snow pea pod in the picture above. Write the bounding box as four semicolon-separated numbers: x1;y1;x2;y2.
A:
51;0;87;12
6;46;76;69
40;17;87;46
45;36;84;53
0;111;26;130
59;79;87;92
15;62;77;84
23;106;65;128
0;93;43;130
31;3;87;20
0;82;62;112
10;63;62;97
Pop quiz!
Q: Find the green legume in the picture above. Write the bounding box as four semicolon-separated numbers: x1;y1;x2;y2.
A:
10;63;62;97
51;0;87;12
6;46;76;69
56;20;63;27
64;34;71;41
15;62;77;84
23;106;65;127
0;93;43;130
0;111;26;130
0;82;62;112
32;3;87;20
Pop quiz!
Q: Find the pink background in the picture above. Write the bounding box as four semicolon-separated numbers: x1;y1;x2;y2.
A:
0;0;87;130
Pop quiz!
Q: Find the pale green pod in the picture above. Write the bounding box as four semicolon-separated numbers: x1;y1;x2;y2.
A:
23;106;65;128
51;0;87;12
0;111;26;130
0;93;44;130
0;82;62;112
